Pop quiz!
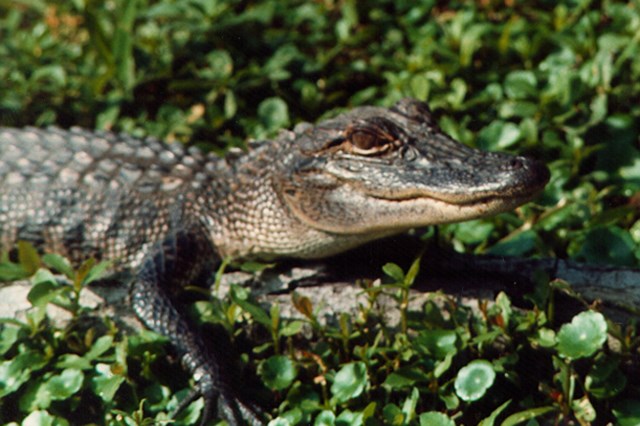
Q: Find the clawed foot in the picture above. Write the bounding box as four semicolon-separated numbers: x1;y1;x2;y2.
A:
171;382;265;426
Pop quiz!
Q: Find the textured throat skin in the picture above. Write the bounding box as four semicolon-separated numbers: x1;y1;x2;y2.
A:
0;99;549;425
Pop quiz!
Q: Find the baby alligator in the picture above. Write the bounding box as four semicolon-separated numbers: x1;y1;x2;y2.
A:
0;99;549;424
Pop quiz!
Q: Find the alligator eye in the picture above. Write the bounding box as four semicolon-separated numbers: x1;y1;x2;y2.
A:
347;129;393;155
351;130;378;150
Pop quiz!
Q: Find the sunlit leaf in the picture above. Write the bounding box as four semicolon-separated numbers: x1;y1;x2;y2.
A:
556;311;607;359
419;412;455;426
454;360;496;401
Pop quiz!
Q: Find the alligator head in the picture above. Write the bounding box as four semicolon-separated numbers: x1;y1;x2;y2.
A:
277;98;549;235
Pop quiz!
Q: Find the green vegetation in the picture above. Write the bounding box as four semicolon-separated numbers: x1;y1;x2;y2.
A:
1;0;639;425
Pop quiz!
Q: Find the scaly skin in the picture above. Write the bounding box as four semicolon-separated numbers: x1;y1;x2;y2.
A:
0;99;549;425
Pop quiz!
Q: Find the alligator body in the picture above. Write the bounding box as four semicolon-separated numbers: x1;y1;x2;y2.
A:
0;99;549;425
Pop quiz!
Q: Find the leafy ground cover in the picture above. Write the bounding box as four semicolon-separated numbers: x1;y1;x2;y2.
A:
1;0;639;425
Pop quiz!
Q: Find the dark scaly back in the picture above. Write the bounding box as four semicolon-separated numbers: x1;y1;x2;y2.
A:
0;126;266;423
0;127;222;268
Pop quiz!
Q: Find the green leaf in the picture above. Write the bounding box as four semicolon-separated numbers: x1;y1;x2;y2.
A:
401;387;419;422
0;326;21;356
278;407;304;425
331;362;368;404
504;70;538;99
55;354;92;371
477;121;522;151
382;263;405;282
258;97;290;133
336;409;364;426
18;240;40;275
0;261;29;281
416;329;457;360
240;260;275;273
0;350;47;397
172;392;204;424
269;418;292;426
556;311;607;359
531;328;556;348
501;406;556;426
19;377;51;411
452;220;495;244
258;355;297;391
224;90;237;119
113;28;134;91
613;399;640;426
585;354;626;399
593;115;640;178
383;367;429;389
454;360;496;401
498;100;538;119
434;353;454;379
22;410;58;426
264;44;303;81
419;412;455;426
576;227;636;266
31;268;60;286
572;395;596;423
280;320;304;337
361;401;376;420
26;280;59;308
487;229;538;257
201;49;234;80
42;254;74;279
84;335;114;360
82;260;113;285
31;65;67;87
478;399;510;426
460;23;491;67
494;291;512;328
404;252;422;286
314;410;336;426
46;369;84;400
382;402;404;425
91;363;125;402
589;93;608;124
410;74;430;101
229;285;271;328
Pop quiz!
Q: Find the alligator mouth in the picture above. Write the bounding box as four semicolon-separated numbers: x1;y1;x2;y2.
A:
372;189;540;205
374;190;544;216
370;180;547;206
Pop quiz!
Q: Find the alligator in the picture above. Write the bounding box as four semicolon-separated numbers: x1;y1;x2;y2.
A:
0;99;549;425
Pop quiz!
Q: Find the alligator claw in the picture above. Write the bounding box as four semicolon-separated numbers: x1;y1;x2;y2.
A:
172;383;265;426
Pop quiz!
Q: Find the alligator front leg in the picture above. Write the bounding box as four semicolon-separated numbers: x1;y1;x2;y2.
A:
129;233;264;425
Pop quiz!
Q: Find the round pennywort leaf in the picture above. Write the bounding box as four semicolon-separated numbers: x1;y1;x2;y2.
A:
556;311;607;359
259;355;297;391
454;360;496;402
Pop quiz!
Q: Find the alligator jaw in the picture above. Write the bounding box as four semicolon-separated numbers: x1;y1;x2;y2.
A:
282;177;546;235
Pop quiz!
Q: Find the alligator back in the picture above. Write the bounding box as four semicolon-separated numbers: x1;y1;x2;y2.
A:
0;127;213;266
